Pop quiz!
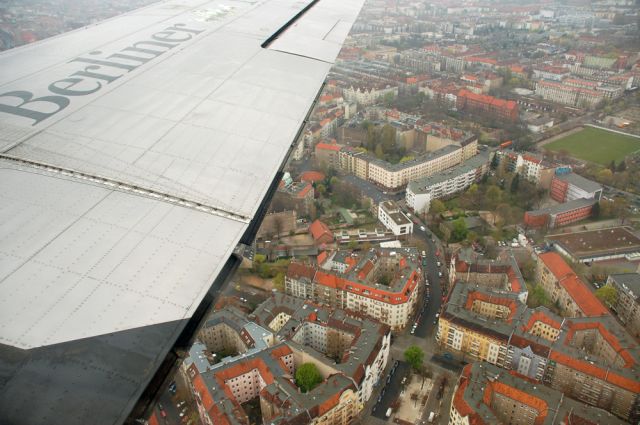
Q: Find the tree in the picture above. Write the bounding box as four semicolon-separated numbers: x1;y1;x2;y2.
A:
451;218;468;242
596;168;613;185
374;144;384;159
404;345;424;371
381;124;396;152
595;285;618;307
617;160;627;172
490;153;499;170
430;199;446;215
486;185;502;208
273;272;285;292
295;363;323;393
527;284;552;309
612;197;630;224
316;183;327;197
510;173;520;193
609;160;617;173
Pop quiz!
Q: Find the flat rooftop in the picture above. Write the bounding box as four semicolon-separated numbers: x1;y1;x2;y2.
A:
548;226;640;259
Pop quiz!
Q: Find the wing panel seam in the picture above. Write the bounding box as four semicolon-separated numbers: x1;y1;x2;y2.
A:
0;153;251;223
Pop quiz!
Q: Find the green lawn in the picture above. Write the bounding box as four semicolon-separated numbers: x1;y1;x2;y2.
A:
544;127;640;165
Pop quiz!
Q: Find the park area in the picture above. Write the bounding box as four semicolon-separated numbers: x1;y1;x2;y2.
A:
544;127;640;165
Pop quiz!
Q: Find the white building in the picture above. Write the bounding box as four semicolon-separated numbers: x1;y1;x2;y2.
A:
406;151;490;213
378;200;413;236
343;85;398;106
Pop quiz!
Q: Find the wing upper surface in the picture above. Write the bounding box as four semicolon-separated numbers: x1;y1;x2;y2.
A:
0;0;365;423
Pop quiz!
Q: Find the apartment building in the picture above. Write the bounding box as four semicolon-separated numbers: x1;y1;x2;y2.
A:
494;149;553;184
438;252;640;422
184;297;391;425
315;140;343;169
252;294;391;406
367;144;464;190
342;85;398;106
550;172;602;203
450;362;627;425
285;248;422;330
456;89;519;121
274;178;315;216
338;135;478;191
535;79;604;108
606;273;640;338
536;252;609;318
377;200;413;236
405;150;490;213
532;65;570;81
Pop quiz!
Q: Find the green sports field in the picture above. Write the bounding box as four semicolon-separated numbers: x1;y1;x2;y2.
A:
544;127;640;165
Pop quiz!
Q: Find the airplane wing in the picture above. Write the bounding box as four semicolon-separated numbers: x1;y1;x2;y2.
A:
0;0;364;423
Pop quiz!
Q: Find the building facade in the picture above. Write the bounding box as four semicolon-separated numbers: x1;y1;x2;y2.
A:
377;200;413;236
405;150;490;213
285;248;422;330
606;273;640;338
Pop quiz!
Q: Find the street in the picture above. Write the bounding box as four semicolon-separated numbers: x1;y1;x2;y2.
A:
412;223;445;339
371;361;410;420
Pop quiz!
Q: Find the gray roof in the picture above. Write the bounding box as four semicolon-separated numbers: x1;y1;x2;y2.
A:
0;0;365;423
458;362;628;425
556;172;603;194
608;273;640;297
527;197;596;216
366;143;461;171
407;150;490;194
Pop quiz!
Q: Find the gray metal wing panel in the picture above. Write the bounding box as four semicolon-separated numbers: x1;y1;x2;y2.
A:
0;0;366;423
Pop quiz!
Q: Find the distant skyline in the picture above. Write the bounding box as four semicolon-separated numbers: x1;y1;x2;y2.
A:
0;0;159;51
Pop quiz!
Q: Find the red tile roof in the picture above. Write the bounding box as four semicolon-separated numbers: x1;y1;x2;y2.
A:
287;262;316;280
549;351;640;393
458;89;518;111
464;291;520;323
300;171;325;183
521;310;562;333
483;381;549;425
317;251;328;266
538;253;608;317
297;182;313;198
309;219;333;242
315;142;341;152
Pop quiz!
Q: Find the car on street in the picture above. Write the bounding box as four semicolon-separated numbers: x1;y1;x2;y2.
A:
420;225;426;231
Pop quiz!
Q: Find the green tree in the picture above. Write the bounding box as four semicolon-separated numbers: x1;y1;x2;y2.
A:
510;173;520;193
430;199;446;215
295;363;323;393
595;285;618;307
254;254;267;264
451;218;468;242
527;284;552;309
486;185;502;209
381;124;396;152
617;161;627;172
613;197;630;224
596;168;614;185
404;345;424;371
273;272;285;291
374;144;384;159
